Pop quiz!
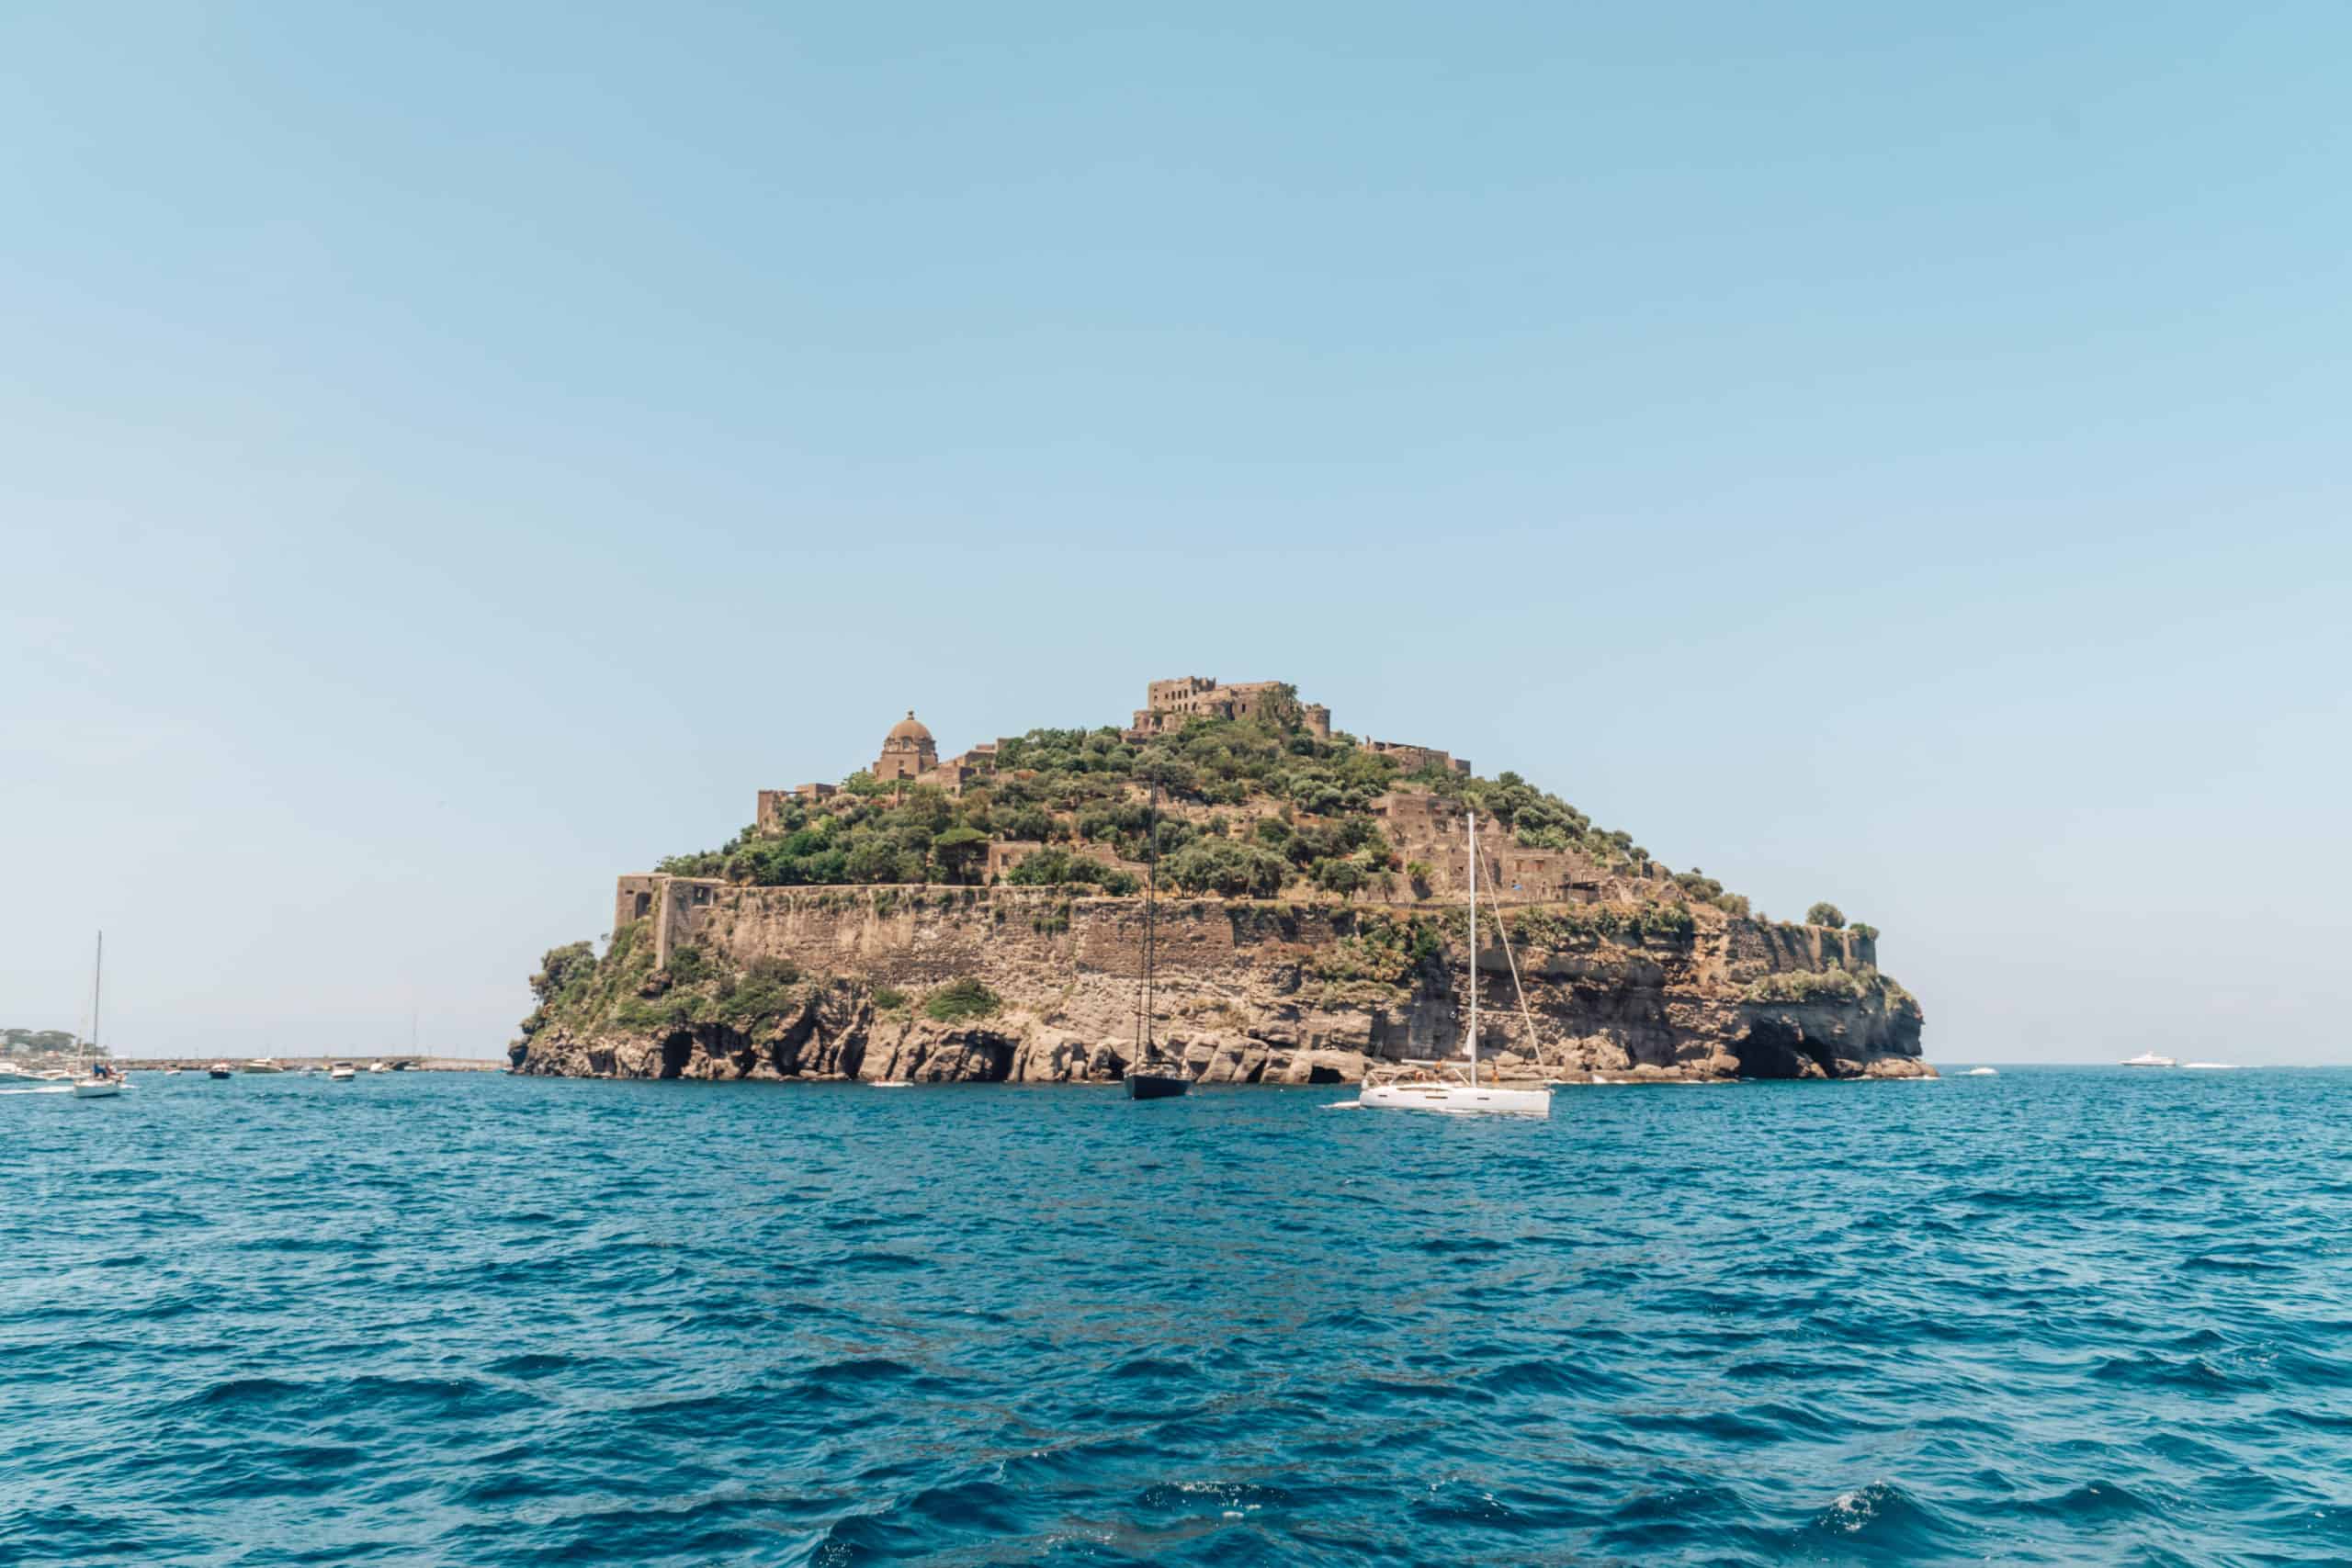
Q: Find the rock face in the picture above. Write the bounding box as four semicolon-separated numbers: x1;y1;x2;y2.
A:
513;888;1929;1085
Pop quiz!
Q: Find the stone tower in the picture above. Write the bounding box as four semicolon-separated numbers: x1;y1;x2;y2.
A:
875;711;937;782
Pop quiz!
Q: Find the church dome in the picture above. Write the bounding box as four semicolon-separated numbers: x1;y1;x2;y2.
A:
886;711;933;745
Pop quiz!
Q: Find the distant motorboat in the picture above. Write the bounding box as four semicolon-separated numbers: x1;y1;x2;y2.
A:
327;1064;356;1082
242;1059;283;1074
38;1068;73;1082
368;1060;390;1074
871;1080;914;1089
163;1066;181;1076
207;1063;233;1079
2120;1052;2177;1068
2181;1061;2240;1071
1962;1066;1999;1077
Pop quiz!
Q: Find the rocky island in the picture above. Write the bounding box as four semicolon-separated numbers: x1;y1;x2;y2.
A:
513;678;1928;1085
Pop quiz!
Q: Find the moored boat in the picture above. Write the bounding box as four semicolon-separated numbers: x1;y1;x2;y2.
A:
242;1058;284;1074
2120;1052;2176;1068
207;1062;233;1079
327;1063;356;1082
1352;808;1552;1119
1125;1069;1190;1100
1122;777;1192;1102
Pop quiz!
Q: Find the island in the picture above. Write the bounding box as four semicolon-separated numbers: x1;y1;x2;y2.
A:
511;677;1928;1085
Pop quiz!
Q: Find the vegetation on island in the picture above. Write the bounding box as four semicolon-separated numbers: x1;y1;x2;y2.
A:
1742;964;1915;1010
649;693;1875;931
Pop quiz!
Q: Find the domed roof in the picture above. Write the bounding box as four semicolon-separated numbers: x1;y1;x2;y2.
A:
887;710;933;744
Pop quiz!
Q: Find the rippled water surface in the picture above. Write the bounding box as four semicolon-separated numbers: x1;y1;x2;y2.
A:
6;1068;2351;1565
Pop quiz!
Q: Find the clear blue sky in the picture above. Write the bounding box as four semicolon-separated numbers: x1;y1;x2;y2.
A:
5;5;2346;1062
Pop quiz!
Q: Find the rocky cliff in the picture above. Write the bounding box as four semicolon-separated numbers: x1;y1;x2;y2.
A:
512;886;1928;1086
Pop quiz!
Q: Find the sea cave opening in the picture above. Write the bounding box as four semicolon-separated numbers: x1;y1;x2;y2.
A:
1732;1020;1815;1080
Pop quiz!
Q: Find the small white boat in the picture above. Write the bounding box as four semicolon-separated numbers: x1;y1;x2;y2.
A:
1962;1066;1999;1077
163;1066;181;1076
38;1068;72;1082
72;1075;123;1098
1353;809;1551;1120
872;1080;913;1089
2120;1052;2177;1068
368;1060;390;1074
207;1062;233;1079
327;1063;356;1082
242;1058;283;1074
2181;1062;2239;1071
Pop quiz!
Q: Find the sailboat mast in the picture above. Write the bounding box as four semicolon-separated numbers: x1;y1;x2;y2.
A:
1140;776;1159;1060
1466;813;1477;1088
90;930;103;1062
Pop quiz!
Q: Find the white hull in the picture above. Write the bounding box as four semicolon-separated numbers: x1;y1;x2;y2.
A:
2120;1054;2176;1068
72;1079;122;1098
328;1068;356;1081
1962;1067;1999;1077
1358;1081;1552;1118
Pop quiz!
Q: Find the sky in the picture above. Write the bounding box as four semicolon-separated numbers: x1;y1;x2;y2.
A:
4;4;2346;1063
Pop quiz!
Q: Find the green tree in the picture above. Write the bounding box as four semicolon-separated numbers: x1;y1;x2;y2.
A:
1805;901;1847;930
933;827;989;884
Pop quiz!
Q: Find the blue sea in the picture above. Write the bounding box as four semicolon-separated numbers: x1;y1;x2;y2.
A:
5;1068;2349;1566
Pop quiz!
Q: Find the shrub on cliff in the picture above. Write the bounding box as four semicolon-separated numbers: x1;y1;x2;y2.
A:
1306;912;1435;987
1805;902;1847;930
1004;847;1138;896
1743;965;1863;1004
1162;839;1289;899
923;977;1001;1022
1849;921;1880;942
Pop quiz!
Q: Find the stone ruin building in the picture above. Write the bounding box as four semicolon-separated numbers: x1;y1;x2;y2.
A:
1125;677;1332;740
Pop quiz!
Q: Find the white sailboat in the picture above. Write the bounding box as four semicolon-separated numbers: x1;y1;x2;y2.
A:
1356;809;1552;1118
72;932;124;1099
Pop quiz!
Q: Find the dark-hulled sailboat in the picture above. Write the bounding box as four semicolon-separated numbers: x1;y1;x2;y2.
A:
1124;777;1190;1100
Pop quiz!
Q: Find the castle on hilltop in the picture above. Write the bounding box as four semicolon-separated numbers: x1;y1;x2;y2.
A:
1125;677;1332;740
615;674;1623;957
755;676;1467;835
